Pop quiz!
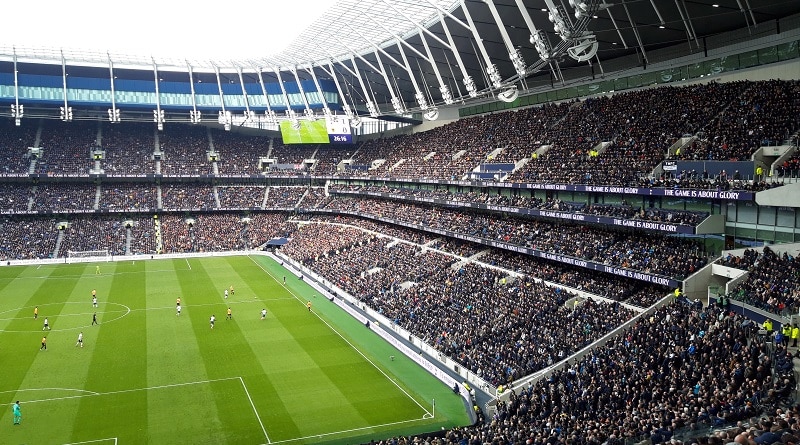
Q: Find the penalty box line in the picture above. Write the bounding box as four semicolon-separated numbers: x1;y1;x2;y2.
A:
25;377;270;444
62;438;118;445
23;377;241;405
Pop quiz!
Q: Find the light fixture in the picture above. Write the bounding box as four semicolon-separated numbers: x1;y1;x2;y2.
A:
415;92;429;111
11;104;23;126
439;85;454;105
190;110;202;124
153;109;165;131
107;108;120;123
463;76;478;98
486;64;503;89
509;48;527;78
365;101;379;118
219;110;232;131
350;115;362;128
264;109;276;124
391;97;405;114
60;106;73;122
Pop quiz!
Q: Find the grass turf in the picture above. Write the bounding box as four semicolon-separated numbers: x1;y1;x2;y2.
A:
0;255;471;444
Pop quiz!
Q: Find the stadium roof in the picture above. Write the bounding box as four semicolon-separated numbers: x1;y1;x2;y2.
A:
1;0;799;114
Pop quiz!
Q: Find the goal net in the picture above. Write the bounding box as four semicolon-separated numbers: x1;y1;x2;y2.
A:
66;249;111;263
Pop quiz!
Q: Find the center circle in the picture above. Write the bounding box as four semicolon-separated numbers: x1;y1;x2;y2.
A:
0;301;131;332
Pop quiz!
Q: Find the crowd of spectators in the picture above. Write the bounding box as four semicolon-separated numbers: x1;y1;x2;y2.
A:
478;248;670;307
100;122;157;176
98;183;157;211
58;216;128;257
677;80;800;161
0;118;37;175
299;186;330;208
31;183;97;212
158;125;213;176
0;216;60;260
719;247;800;316
217;185;266;209
35;120;98;175
322;196;707;280
332;184;710;226
269;140;319;165
211;129;271;176
266;186;308;208
373;302;793;445
281;218;637;386
161;183;216;210
508;82;751;186
776;150;800;179
0;184;32;212
128;216;157;255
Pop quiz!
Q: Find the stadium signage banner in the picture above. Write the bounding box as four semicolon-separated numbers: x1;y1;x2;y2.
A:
319;209;681;288
348;191;696;234
334;176;755;201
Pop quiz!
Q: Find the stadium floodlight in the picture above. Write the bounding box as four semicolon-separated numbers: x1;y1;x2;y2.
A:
569;0;589;18
509;48;527;78
350;115;362;128
190;110;202;124
439;85;454;105
11;104;23;126
264;109;277;124
414;92;429;111
218;110;232;131
485;64;503;89
303;108;316;121
153;109;165;131
365;101;379;118
60;106;73;122
108;108;120;123
530;31;552;61
463;75;478;98
391;97;405;114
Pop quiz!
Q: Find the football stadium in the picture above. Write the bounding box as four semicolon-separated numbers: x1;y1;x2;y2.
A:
1;1;800;444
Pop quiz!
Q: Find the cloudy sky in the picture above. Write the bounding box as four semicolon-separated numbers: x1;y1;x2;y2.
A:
2;0;338;60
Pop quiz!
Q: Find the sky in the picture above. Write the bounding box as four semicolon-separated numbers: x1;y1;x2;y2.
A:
1;0;339;60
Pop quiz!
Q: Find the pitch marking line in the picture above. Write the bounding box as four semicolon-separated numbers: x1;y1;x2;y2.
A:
62;438;118;445
248;255;434;418
21;377;239;405
0;299;263;324
266;416;430;444
239;377;271;444
0;387;100;396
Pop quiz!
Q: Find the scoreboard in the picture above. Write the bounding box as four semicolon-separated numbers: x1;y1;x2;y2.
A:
279;115;353;144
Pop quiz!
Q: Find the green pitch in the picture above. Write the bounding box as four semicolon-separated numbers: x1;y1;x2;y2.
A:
280;120;330;144
0;256;470;444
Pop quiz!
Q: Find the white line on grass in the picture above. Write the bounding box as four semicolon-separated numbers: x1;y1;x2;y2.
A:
186;258;192;270
0;299;263;324
0;387;100;396
62;438;118;445
22;377;240;405
266;417;429;444
238;377;271;444
248;255;433;418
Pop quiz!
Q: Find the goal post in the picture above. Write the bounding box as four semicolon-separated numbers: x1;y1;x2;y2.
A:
66;249;112;263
